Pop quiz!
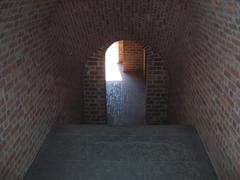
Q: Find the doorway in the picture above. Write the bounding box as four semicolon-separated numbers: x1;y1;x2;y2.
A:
105;41;146;126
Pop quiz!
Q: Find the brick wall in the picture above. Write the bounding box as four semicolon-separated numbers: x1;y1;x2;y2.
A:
118;41;124;64
0;1;61;179
122;41;145;72
146;47;169;124
169;1;240;179
0;0;85;179
53;50;84;123
83;50;106;124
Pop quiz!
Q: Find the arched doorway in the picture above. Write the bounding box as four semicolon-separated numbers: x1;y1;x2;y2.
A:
105;41;146;126
84;41;168;125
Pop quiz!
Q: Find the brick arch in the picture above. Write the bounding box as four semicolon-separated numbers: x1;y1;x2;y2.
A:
49;0;191;123
83;40;169;124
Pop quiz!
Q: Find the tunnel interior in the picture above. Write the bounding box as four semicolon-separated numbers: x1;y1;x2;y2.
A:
0;0;240;180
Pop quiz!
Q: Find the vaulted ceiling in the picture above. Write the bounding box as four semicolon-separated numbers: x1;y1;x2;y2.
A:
49;0;192;61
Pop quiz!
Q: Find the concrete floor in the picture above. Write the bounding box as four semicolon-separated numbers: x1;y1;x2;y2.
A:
24;125;218;180
106;64;146;126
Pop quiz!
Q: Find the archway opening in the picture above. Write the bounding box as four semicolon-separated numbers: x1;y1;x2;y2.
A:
105;40;146;126
105;42;123;81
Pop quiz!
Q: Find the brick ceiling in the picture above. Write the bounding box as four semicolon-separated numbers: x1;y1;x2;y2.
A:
49;0;192;62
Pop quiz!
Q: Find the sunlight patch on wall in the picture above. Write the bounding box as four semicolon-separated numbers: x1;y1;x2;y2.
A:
105;42;123;81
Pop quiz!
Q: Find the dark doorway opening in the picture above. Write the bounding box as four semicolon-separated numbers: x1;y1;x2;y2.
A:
105;41;146;126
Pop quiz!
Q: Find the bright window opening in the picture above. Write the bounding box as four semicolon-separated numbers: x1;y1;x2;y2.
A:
105;42;123;81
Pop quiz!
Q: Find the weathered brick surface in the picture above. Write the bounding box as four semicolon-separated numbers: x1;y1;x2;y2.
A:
0;1;60;179
118;41;124;64
83;50;107;124
169;1;240;180
0;0;84;179
122;41;145;72
146;47;169;124
53;51;84;123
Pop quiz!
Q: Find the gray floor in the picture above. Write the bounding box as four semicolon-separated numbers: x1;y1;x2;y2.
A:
24;125;218;180
106;64;146;126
